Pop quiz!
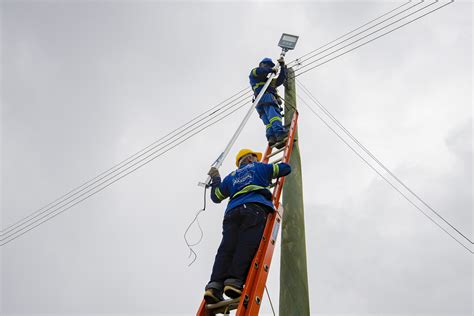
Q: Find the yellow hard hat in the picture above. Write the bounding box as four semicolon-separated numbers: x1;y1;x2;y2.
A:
235;149;262;167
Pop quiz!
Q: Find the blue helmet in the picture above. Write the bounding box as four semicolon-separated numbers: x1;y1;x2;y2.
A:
259;57;275;67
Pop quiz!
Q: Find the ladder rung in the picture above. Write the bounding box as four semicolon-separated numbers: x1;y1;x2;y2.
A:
206;298;240;313
267;147;285;159
270;157;283;164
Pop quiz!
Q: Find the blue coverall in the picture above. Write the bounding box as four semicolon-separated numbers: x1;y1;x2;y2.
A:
249;65;287;141
206;161;291;291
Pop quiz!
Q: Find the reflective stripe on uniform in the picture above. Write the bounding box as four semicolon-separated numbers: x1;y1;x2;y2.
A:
252;82;265;91
252;68;258;77
269;116;282;124
272;164;279;178
231;184;268;199
266;123;272;129
215;187;226;201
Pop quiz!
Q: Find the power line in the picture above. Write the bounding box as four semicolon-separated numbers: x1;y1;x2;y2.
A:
296;93;472;254
0;95;252;246
0;87;252;237
1;90;252;240
297;80;473;245
0;89;250;237
0;97;252;246
293;0;435;74
287;0;419;68
293;1;455;78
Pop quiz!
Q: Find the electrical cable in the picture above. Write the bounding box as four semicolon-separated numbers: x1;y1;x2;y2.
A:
286;0;419;68
0;88;252;237
292;0;437;75
297;80;473;245
0;96;251;246
293;1;455;78
0;93;250;241
184;186;208;266
297;93;472;254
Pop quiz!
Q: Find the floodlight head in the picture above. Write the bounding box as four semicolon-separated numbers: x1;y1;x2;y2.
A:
278;33;299;51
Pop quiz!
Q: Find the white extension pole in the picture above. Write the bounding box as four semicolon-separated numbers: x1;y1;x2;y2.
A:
199;50;286;187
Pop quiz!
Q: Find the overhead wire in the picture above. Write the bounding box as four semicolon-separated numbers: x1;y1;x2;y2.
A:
2;0;455;245
296;92;472;254
0;87;252;237
297;80;473;245
293;0;455;78
286;0;418;68
292;0;436;75
0;94;253;246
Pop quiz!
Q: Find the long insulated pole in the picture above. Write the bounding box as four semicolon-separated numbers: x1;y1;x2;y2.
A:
199;50;287;187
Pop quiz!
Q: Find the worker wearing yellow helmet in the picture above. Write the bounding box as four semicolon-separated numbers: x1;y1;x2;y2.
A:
203;149;291;304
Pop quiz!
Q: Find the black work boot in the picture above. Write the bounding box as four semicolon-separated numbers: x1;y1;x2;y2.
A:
204;287;224;304
224;279;243;299
268;136;277;147
275;132;288;149
224;284;242;299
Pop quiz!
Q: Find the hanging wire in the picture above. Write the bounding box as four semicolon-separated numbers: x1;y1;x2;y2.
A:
296;93;473;255
297;80;473;245
265;285;276;316
184;186;208;266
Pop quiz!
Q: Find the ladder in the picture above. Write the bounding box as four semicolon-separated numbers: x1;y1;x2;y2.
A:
197;111;299;316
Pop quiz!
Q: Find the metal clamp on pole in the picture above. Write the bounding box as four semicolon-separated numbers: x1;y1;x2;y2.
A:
198;33;299;188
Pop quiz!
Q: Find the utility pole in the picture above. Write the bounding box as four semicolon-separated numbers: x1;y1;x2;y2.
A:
280;67;310;315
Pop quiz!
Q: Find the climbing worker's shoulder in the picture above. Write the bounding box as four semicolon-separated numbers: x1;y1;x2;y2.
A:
250;67;258;77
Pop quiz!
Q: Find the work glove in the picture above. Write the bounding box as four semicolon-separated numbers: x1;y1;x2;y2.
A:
208;167;220;179
271;66;279;74
277;57;285;65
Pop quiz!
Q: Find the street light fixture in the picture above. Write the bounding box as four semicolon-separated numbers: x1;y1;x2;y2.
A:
278;33;299;54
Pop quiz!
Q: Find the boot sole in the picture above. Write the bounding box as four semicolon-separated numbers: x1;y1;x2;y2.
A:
224;286;242;299
204;291;223;304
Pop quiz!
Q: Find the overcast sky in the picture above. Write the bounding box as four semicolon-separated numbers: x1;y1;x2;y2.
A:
1;1;472;315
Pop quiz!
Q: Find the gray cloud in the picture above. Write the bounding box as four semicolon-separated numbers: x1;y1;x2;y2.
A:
1;1;472;315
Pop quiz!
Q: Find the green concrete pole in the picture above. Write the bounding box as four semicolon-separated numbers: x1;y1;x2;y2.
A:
279;67;311;315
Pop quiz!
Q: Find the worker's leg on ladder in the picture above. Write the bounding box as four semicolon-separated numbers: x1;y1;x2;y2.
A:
207;208;240;291
256;104;275;142
226;204;268;291
264;104;286;138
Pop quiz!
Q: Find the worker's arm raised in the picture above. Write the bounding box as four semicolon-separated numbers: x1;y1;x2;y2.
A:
250;67;273;78
208;167;230;203
272;65;287;87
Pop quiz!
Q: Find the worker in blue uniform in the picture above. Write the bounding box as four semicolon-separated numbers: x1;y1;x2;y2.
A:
249;57;288;148
203;149;291;304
